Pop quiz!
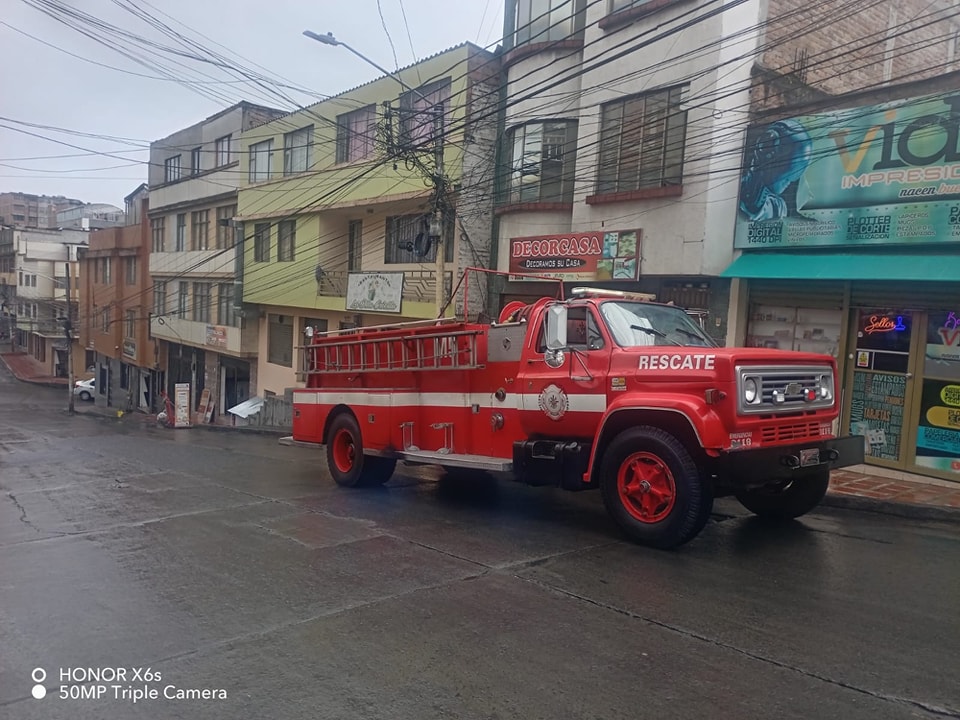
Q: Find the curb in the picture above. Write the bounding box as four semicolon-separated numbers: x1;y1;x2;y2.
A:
822;491;960;523
200;423;290;437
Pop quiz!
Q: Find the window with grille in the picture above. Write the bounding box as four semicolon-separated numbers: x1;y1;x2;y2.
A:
154;281;167;315
216;205;237;248
192;282;211;323
164;155;181;183
336;106;377;163
596;85;687;196
218;283;237;327
399;79;451;149
268;314;293;367
191;210;210;250
348;220;363;272
176;213;187;251
278;220;296;262
101;307;110;333
384;213;454;264
102;257;112;284
249;140;272;182
191;146;202;175
283;127;313;175
504;121;577;204
215;135;232;166
151;217;165;252
254;223;271;262
126;309;136;339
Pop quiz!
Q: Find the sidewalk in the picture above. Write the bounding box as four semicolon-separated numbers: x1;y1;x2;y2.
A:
2;351;959;522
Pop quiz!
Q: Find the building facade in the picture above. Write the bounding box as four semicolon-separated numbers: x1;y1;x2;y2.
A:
8;227;87;376
237;43;498;398
56;203;125;230
147;102;286;421
79;184;160;411
0;192;84;228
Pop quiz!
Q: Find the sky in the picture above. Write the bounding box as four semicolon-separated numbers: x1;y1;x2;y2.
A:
0;0;504;208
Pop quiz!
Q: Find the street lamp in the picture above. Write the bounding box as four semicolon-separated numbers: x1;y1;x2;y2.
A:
302;29;448;315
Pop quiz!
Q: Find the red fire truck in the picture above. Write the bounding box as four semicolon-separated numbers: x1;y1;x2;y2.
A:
284;287;863;548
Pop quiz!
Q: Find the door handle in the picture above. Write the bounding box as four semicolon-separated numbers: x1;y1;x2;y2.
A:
905;372;913;379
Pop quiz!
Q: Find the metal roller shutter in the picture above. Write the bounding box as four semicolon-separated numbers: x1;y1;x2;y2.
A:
849;282;958;310
748;280;845;310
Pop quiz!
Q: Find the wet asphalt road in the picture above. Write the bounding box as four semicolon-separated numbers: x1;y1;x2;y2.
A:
1;368;958;720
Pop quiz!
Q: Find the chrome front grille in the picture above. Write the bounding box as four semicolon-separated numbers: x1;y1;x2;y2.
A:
737;365;835;415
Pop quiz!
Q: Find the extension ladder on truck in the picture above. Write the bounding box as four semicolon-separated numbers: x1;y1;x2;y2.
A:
297;318;486;379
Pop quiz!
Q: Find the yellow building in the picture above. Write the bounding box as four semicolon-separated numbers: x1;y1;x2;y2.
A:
238;42;499;398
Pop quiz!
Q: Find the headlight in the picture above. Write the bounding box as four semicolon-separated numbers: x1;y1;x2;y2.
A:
819;374;833;400
744;377;758;404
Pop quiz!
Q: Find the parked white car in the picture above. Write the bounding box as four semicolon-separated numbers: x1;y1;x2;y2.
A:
74;378;95;401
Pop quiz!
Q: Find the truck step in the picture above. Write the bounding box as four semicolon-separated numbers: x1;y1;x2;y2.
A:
397;450;513;472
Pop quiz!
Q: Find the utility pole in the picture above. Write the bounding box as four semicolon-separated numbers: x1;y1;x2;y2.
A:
432;106;446;316
64;247;75;414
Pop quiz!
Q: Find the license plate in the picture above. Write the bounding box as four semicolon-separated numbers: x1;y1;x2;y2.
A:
800;448;821;467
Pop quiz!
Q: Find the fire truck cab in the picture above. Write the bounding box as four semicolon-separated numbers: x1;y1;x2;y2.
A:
284;288;863;548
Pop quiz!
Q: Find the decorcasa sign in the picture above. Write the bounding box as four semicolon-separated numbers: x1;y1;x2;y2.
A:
735;92;960;248
346;272;404;314
509;230;640;281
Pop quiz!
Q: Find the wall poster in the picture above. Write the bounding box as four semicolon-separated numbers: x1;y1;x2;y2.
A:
916;310;960;475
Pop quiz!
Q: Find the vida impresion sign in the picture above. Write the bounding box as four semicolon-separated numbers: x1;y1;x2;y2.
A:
735;92;960;248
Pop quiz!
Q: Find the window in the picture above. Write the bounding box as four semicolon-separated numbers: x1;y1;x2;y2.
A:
101;307;110;333
267;314;293;367
30;274;37;286
218;283;238;327
154;281;167;315
399;79;451;148
102;257;112;284
249;140;273;182
277;220;296;262
254;223;271;262
596;85;688;195
191;146;202;174
125;257;137;285
126;309;136;339
536;306;604;351
177;281;188;318
336;105;377;163
176;213;187;251
515;0;586;45
120;363;129;390
347;220;363;271
505;121;577;204
611;0;658;12
384;213;454;264
164;155;181;183
283;127;313;175
151;217;165;252
192;282;211;323
191;210;210;250
215;135;232;166
216;205;237;248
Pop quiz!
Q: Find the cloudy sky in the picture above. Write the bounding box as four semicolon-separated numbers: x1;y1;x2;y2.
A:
0;0;504;207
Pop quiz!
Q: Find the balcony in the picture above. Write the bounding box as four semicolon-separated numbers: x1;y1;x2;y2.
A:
150;315;255;355
149;247;236;278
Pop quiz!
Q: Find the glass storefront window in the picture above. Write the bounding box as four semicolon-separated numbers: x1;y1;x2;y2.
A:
914;311;960;477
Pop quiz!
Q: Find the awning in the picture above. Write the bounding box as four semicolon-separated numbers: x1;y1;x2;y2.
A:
721;252;960;282
227;396;264;419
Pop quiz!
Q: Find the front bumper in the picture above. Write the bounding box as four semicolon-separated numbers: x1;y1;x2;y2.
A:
716;435;865;487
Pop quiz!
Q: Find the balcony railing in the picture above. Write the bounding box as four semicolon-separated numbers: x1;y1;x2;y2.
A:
316;269;453;305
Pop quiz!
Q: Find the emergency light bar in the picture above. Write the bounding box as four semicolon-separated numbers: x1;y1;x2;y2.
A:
569;287;657;302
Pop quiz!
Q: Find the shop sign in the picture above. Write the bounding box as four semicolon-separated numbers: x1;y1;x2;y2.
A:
205;325;228;348
174;382;191;428
925;310;960;379
346;272;404;313
509;230;641;281
122;339;136;358
734;92;960;248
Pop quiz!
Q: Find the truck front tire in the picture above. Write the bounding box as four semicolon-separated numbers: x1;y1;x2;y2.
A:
600;426;713;549
326;412;396;487
735;467;829;519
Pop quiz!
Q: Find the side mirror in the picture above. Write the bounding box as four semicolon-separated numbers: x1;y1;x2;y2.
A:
545;305;567;351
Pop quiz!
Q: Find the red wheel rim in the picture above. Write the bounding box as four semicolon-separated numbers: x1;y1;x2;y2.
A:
617;451;676;523
332;428;356;474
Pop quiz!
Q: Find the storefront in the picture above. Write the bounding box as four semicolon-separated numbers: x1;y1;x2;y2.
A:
725;91;960;483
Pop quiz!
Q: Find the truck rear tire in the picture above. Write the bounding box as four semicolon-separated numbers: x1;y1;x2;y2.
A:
735;467;829;519
326;412;396;487
599;426;712;549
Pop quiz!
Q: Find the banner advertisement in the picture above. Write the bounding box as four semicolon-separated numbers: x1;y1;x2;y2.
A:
205;325;228;348
174;382;191;428
735;92;960;248
346;272;404;313
509;230;641;281
916;310;960;475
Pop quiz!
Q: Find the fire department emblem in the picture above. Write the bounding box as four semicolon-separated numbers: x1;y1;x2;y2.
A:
538;384;569;421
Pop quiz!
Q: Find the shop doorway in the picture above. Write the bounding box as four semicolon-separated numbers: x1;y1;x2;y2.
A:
220;358;250;414
911;310;960;480
843;309;921;471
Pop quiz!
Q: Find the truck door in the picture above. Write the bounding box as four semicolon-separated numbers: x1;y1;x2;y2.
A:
517;304;610;439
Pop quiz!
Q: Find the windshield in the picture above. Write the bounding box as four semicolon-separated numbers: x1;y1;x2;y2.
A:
599;301;717;348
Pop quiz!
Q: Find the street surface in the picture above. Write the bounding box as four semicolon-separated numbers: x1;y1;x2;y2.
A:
1;367;958;719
